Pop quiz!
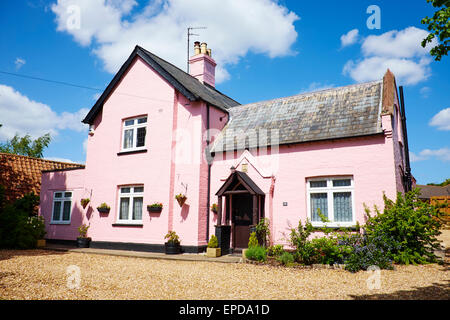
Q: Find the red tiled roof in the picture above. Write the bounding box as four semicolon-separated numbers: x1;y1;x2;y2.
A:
0;153;84;203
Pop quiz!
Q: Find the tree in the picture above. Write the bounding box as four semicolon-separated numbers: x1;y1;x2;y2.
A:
427;178;450;186
421;0;450;61
0;133;51;158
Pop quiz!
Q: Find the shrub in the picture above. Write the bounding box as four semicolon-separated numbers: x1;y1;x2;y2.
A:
311;236;353;265
0;191;42;249
207;235;218;248
255;218;270;247
288;219;319;264
267;244;284;257
245;245;267;262
345;239;393;273
364;189;444;265
248;232;259;248
278;251;295;266
164;231;180;245
78;224;90;238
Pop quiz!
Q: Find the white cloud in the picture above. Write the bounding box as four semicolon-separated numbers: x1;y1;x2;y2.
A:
410;147;450;162
14;58;26;69
343;27;437;85
429;107;450;131
51;0;299;83
299;82;335;94
45;157;77;163
420;86;431;98
340;29;359;47
0;84;89;141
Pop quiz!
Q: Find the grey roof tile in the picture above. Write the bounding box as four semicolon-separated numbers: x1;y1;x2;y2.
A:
212;81;383;152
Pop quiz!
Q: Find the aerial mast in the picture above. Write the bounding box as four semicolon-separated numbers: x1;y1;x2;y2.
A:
187;26;207;73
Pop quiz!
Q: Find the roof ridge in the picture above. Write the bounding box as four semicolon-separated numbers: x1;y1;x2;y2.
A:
0;152;84;166
234;80;382;109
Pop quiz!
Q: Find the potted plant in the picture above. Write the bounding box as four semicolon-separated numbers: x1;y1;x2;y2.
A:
32;216;47;248
206;235;221;257
81;198;90;209
77;224;91;248
210;203;218;214
175;193;187;207
147;202;163;213
164;230;181;254
97;202;110;214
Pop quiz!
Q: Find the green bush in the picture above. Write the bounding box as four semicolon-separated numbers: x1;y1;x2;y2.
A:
255;218;270;247
267;244;285;257
207;235;219;248
278;251;295;266
364;188;444;265
344;239;394;273
0;191;43;249
245;245;267;262
311;236;353;265
248;232;259;248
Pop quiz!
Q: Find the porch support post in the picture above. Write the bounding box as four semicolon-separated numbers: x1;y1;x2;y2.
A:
217;196;222;226
252;194;258;225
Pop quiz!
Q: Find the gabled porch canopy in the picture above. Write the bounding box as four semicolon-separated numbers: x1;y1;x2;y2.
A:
215;168;264;229
216;169;265;197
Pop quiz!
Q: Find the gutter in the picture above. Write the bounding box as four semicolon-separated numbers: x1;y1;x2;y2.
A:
206;103;211;242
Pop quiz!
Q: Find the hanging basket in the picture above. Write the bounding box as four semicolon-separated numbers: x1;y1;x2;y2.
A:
175;194;187;207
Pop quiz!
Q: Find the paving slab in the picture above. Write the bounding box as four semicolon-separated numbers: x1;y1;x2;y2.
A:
43;243;242;263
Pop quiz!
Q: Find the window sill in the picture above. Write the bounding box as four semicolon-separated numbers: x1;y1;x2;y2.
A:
50;221;71;225
117;149;147;156
112;223;143;227
311;223;357;230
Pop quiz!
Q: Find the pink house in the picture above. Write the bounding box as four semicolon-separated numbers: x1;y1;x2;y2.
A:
39;42;412;253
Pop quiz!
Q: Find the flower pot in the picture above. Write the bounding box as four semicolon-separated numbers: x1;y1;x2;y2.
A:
36;239;46;248
176;195;187;207
165;242;181;254
97;207;110;214
147;206;162;213
206;247;221;257
77;237;91;248
81;200;90;209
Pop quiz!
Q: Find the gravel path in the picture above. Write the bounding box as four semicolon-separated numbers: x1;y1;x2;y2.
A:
0;248;448;300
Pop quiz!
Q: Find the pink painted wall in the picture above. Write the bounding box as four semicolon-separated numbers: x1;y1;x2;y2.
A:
40;56;210;247
209;132;400;246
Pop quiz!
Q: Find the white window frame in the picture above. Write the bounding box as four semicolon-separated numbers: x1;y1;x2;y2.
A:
50;191;73;224
306;177;355;227
116;186;144;224
121;116;147;152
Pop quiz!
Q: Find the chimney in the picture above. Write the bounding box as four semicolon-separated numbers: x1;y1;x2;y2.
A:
189;41;216;87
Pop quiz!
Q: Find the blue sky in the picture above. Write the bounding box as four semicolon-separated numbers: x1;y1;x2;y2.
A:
0;0;448;184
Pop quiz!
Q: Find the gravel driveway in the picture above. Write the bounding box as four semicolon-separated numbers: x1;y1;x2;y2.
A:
0;248;448;300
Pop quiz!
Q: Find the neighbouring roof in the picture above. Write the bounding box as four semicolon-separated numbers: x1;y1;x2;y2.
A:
212;80;383;152
0;153;84;203
82;45;240;124
416;184;450;200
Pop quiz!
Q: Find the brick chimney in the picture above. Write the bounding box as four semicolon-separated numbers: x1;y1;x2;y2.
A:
189;41;216;87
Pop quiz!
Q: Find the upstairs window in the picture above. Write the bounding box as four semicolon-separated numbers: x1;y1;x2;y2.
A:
51;191;72;224
307;177;354;226
117;186;144;224
122;116;147;151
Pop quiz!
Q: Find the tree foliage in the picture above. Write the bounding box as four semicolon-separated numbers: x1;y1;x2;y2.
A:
427;178;450;186
0;133;51;158
421;0;450;61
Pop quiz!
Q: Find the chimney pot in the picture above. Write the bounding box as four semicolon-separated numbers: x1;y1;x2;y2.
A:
194;41;201;55
207;48;212;57
200;42;207;54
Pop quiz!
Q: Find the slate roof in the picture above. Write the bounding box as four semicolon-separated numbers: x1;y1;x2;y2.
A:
416;184;450;200
211;80;383;152
0;153;84;203
82;46;239;124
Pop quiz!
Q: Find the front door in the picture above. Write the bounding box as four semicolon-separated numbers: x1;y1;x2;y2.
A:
232;193;253;249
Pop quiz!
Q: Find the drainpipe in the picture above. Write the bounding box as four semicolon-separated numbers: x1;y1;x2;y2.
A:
206;103;211;242
399;86;412;192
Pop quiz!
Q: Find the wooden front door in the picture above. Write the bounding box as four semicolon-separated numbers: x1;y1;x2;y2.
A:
232;193;253;249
